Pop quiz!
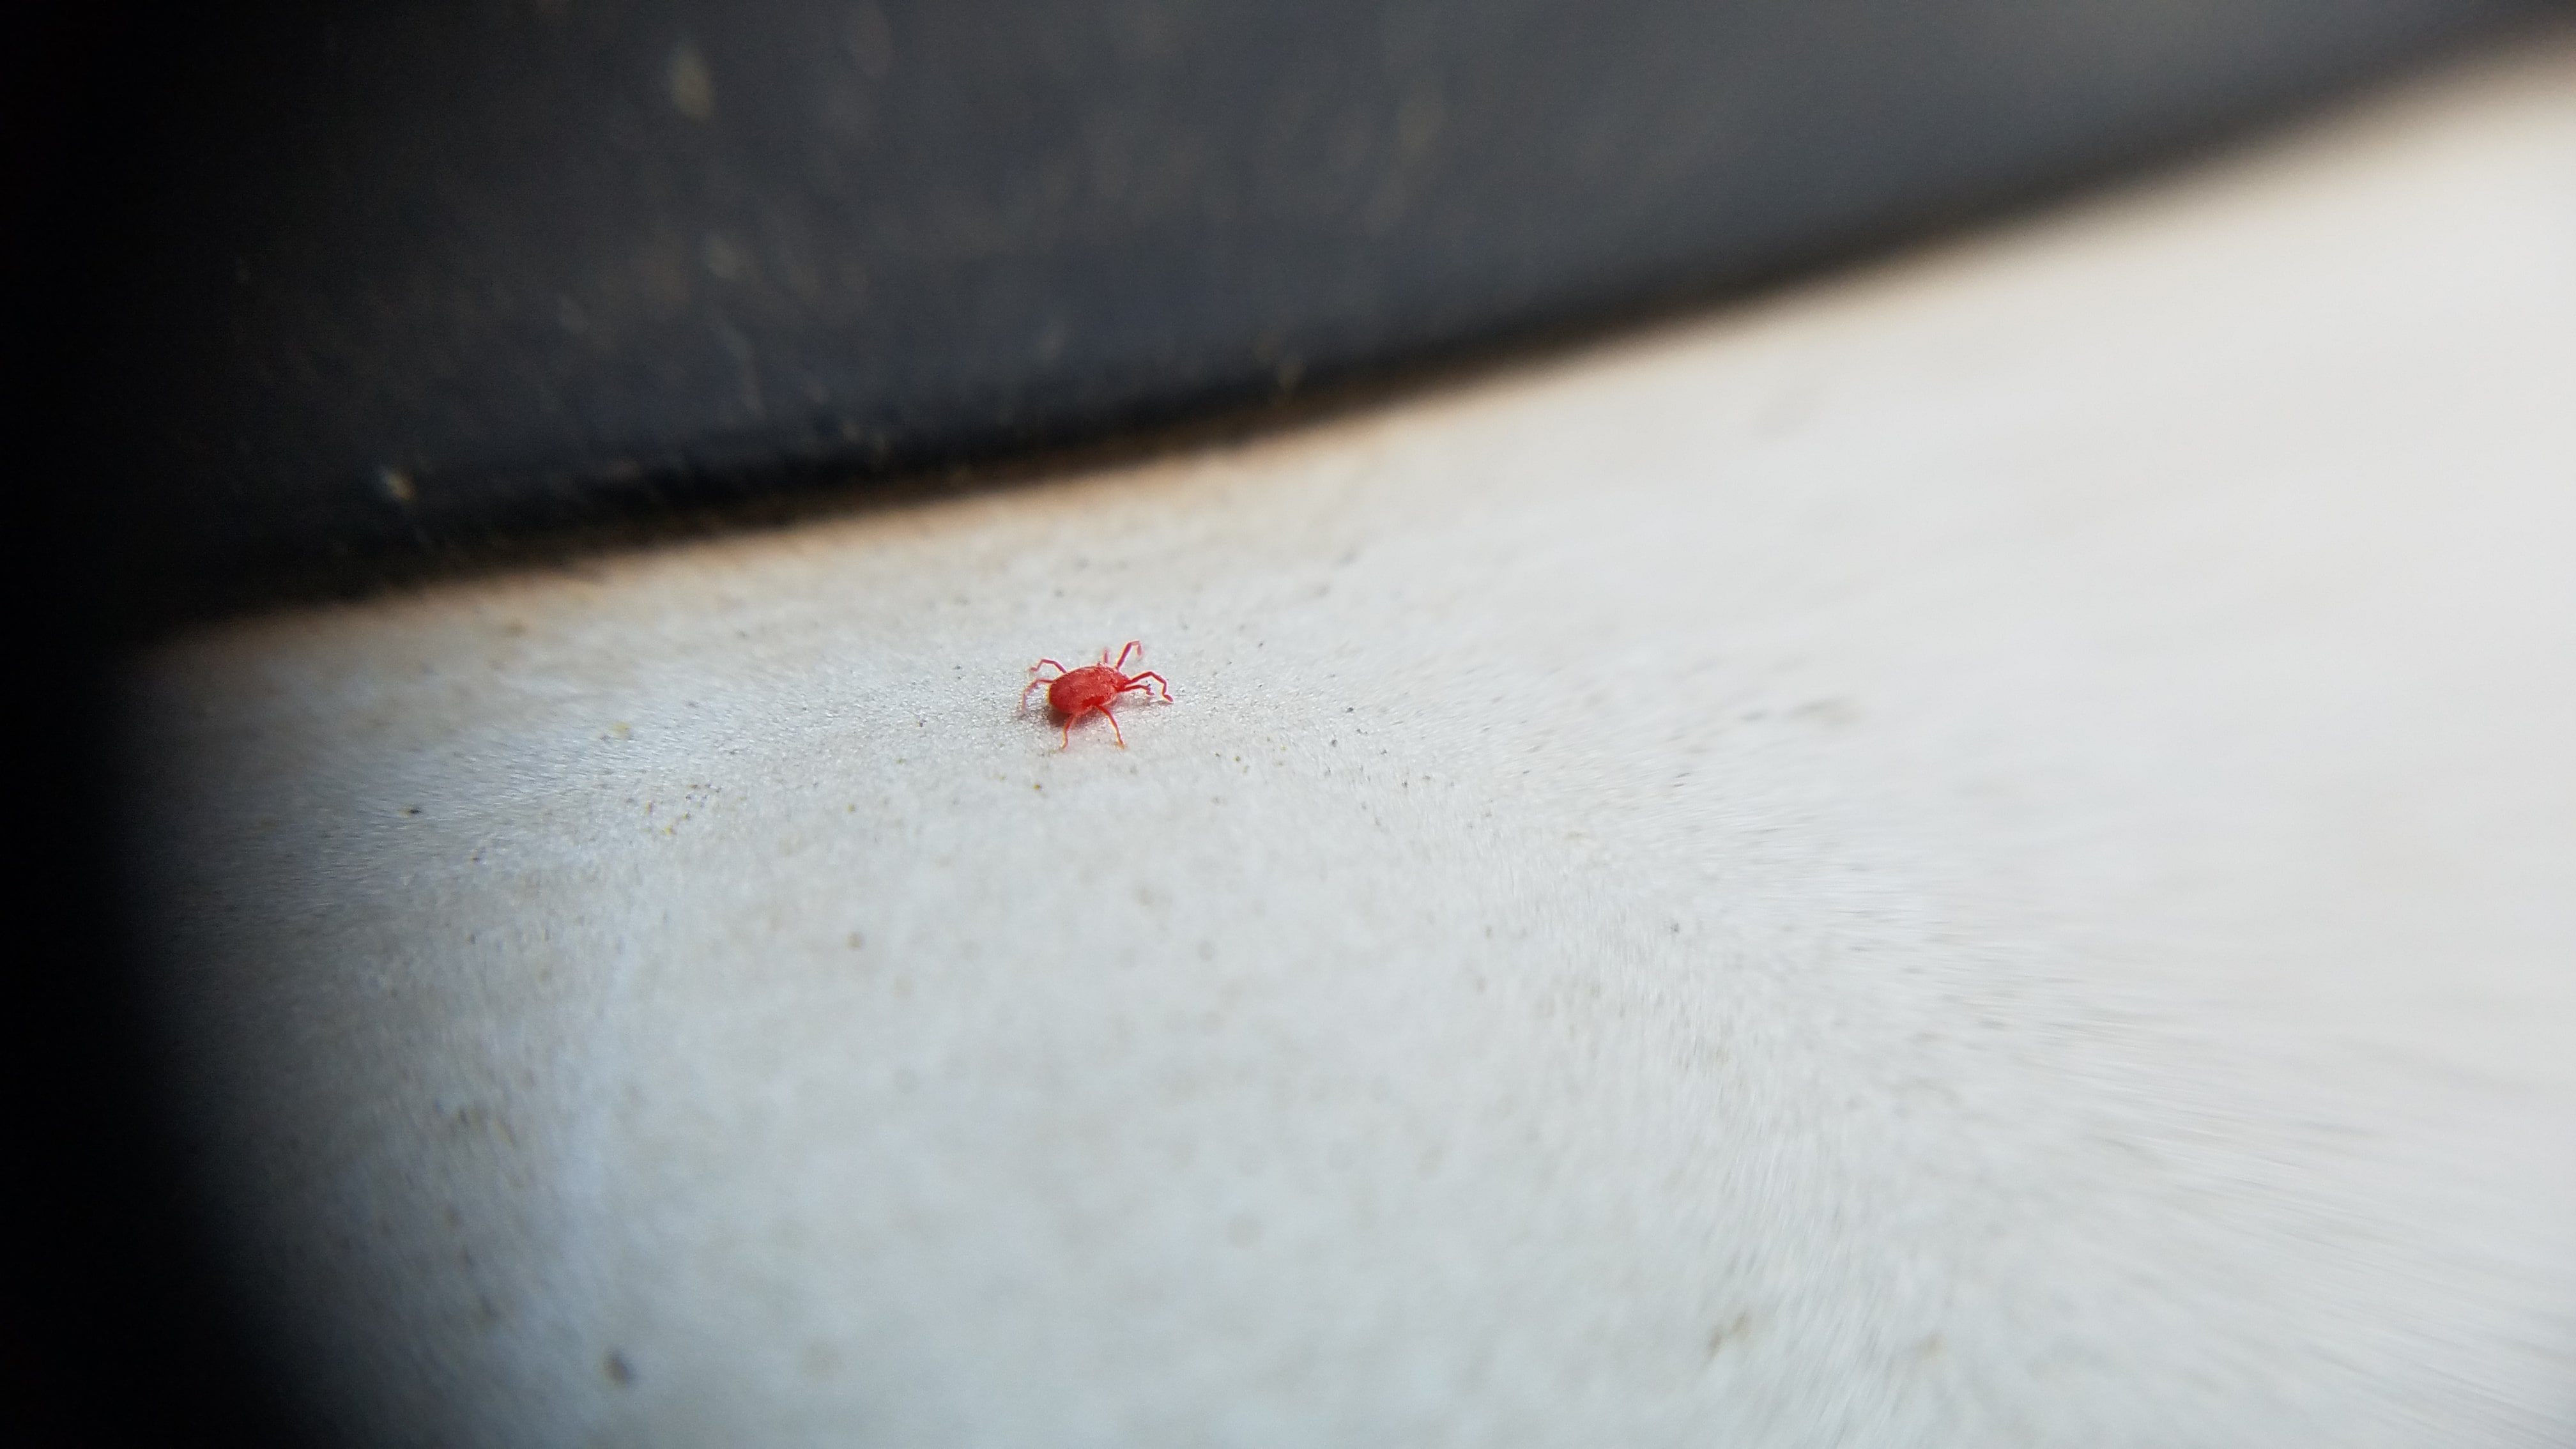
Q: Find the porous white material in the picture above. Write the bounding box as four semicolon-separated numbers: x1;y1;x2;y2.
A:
130;33;2576;1448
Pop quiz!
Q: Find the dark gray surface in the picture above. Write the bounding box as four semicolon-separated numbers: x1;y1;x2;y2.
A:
71;0;2554;600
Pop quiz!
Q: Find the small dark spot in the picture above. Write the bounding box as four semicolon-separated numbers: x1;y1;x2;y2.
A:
1706;1312;1754;1360
845;931;864;949
604;1350;635;1386
403;805;422;816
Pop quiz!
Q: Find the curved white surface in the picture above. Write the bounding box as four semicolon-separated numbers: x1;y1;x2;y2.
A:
131;33;2576;1448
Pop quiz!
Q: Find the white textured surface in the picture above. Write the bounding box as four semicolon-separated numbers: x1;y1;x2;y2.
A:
132;35;2576;1448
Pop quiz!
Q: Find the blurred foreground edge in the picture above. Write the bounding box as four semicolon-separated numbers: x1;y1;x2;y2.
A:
36;0;2563;624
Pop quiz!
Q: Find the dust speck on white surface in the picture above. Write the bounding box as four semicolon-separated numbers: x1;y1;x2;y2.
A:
128;35;2576;1449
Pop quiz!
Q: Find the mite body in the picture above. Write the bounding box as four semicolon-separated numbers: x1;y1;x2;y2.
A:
1022;640;1171;748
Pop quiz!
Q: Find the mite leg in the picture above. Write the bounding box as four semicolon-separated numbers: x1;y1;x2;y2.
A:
1111;640;1140;671
1023;660;1068;715
1105;707;1127;747
1060;715;1075;749
1123;671;1171;702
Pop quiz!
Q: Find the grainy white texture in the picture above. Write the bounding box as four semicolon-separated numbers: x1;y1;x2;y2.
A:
132;33;2576;1449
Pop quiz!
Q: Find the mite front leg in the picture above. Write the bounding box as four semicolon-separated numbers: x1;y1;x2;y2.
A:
1023;659;1068;714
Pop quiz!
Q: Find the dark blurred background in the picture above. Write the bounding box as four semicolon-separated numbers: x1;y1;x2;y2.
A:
41;0;2564;618
6;1;2559;1443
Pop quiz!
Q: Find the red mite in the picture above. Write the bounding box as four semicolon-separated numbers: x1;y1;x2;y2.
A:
1022;641;1172;749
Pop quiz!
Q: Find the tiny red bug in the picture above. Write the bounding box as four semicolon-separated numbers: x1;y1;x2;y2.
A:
1022;640;1172;749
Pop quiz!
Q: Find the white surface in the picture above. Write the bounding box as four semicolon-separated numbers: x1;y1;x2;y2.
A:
132;34;2576;1448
